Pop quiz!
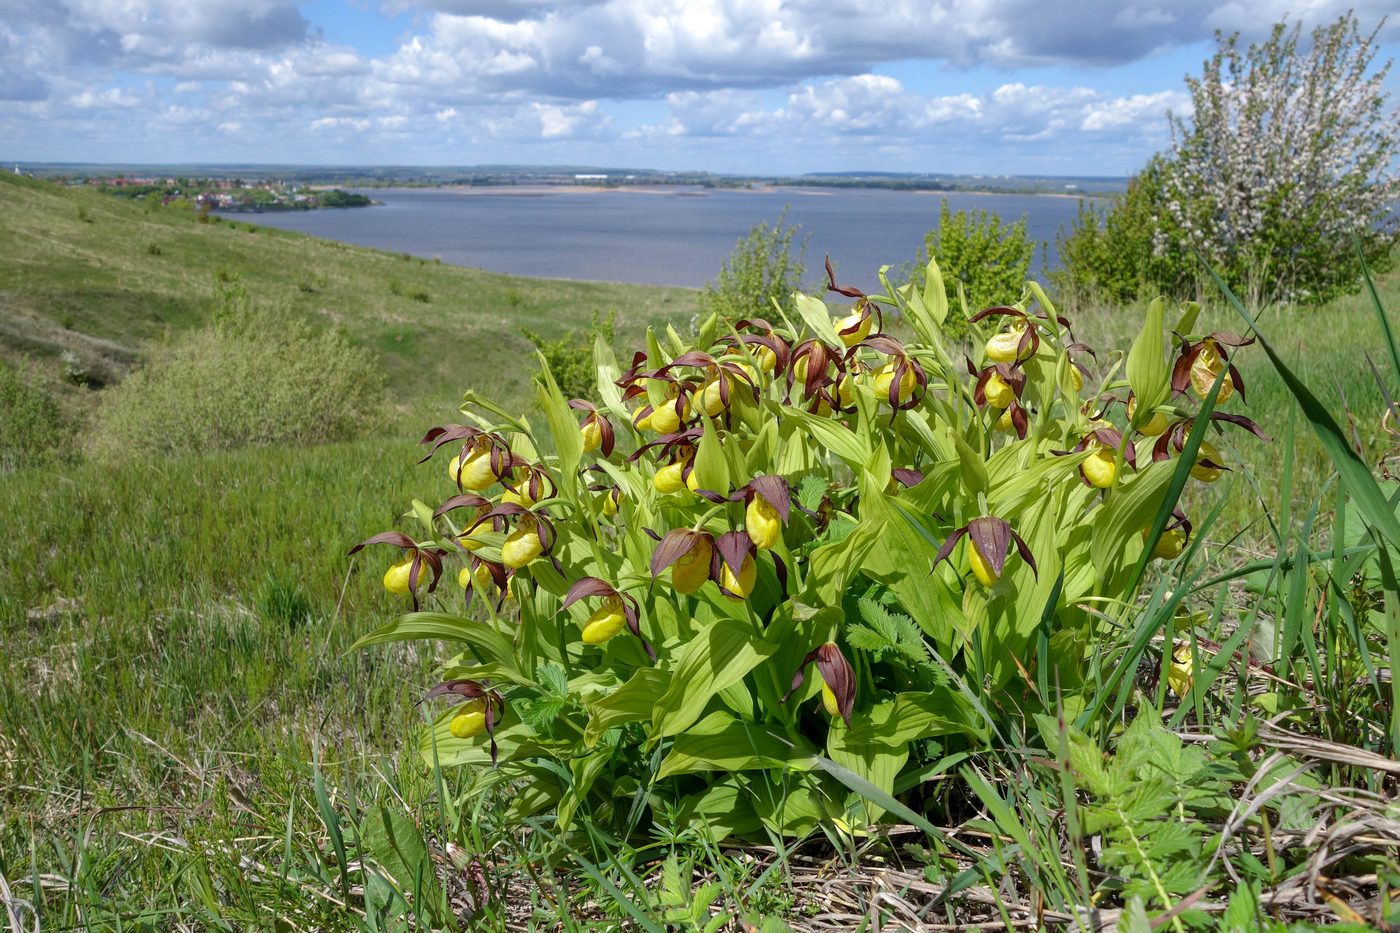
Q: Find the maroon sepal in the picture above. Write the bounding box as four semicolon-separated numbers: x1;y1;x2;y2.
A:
780;642;856;727
736;475;792;523
569;399;616;457
711;530;756;598
825;255;865;299
649;529;714;578
421;680;505;766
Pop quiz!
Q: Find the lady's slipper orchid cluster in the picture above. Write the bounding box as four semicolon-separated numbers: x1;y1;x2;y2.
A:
350;252;1269;845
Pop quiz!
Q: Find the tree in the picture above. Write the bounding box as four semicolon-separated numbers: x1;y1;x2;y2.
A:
912;199;1035;329
698;208;807;322
1162;13;1399;304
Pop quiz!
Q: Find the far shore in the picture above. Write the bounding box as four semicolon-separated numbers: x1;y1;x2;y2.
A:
348;183;1108;200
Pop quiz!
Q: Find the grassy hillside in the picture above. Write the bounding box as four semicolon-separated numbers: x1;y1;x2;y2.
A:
0;171;693;416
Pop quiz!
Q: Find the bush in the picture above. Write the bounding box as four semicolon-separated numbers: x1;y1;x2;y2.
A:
520;310;616;402
1057;12;1399;308
698;209;807;322
350;252;1267;846
909;199;1034;332
1052;155;1195;307
92;303;384;459
0;360;67;472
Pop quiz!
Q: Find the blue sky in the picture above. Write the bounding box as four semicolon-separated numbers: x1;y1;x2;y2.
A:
1;1;1396;176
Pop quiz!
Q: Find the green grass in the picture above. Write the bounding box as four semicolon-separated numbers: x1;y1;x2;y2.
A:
0;171;693;416
5;168;1400;928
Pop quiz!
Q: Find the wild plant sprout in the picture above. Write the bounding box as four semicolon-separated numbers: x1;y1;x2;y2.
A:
351;255;1266;842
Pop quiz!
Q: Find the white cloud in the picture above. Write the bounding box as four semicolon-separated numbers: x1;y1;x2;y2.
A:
1;0;1394;171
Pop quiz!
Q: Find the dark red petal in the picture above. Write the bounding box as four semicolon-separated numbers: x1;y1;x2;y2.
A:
649;529;704;577
932;526;970;572
967;517;1011;580
748;475;791;522
347;531;417;555
560;576;617;612
814;643;856;727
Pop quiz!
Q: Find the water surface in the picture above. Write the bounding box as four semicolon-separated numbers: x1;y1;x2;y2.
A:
234;186;1091;293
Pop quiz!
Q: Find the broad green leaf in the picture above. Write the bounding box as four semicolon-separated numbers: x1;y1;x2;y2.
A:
361;807;449;928
793;293;844;348
799;518;880;609
674;779;765;841
583;667;669;745
592;333;625;416
1126;298;1168;420
860;484;964;651
921;254;949;327
657;711;817;779
826;718;908;822
409;498;436;534
534;352;582;502
1089;459;1173;583
653;619;781;737
693;413;730;494
782;405;871;471
353;612;520;676
950;429;989;497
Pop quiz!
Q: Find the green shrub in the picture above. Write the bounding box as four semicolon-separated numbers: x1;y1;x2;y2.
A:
91;303;384;459
1052;155;1196;307
521;310;616;402
698;209;807;322
0;360;68;472
908;199;1034;334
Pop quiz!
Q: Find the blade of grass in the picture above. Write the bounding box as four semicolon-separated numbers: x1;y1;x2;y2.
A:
1206;262;1400;547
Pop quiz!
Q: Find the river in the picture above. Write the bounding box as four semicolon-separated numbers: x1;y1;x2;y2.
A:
227;185;1097;293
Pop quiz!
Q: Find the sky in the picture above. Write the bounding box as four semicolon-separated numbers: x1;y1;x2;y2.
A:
2;1;1398;176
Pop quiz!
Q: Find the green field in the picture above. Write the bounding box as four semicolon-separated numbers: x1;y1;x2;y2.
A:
4;171;1400;929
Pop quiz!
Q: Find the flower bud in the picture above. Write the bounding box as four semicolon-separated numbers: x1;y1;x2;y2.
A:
967;537;999;586
818;673;841;718
834;308;873;347
670;538;712;594
581;595;627;645
449;698;487;738
746;494;782;550
1189;341;1234;403
1126;394;1167;436
580;418;603;452
654;460;687;494
449;443;499;491
650;389;689;434
700;379;726;417
1165;644;1194;697
1081;446;1117;489
1142;527;1186;560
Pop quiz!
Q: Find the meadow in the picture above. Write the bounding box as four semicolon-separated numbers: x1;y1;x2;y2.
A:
3;169;1400;930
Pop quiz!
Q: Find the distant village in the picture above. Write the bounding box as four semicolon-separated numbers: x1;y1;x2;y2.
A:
43;172;372;212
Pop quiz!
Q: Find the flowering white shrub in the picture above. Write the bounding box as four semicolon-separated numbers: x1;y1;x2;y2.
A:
1162;13;1400;304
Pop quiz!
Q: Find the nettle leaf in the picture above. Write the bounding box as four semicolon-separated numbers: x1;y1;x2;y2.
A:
535;662;568;697
517;696;569;729
852;597;925;664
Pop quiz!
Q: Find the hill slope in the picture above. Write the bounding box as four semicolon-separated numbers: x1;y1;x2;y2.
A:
0;172;694;414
